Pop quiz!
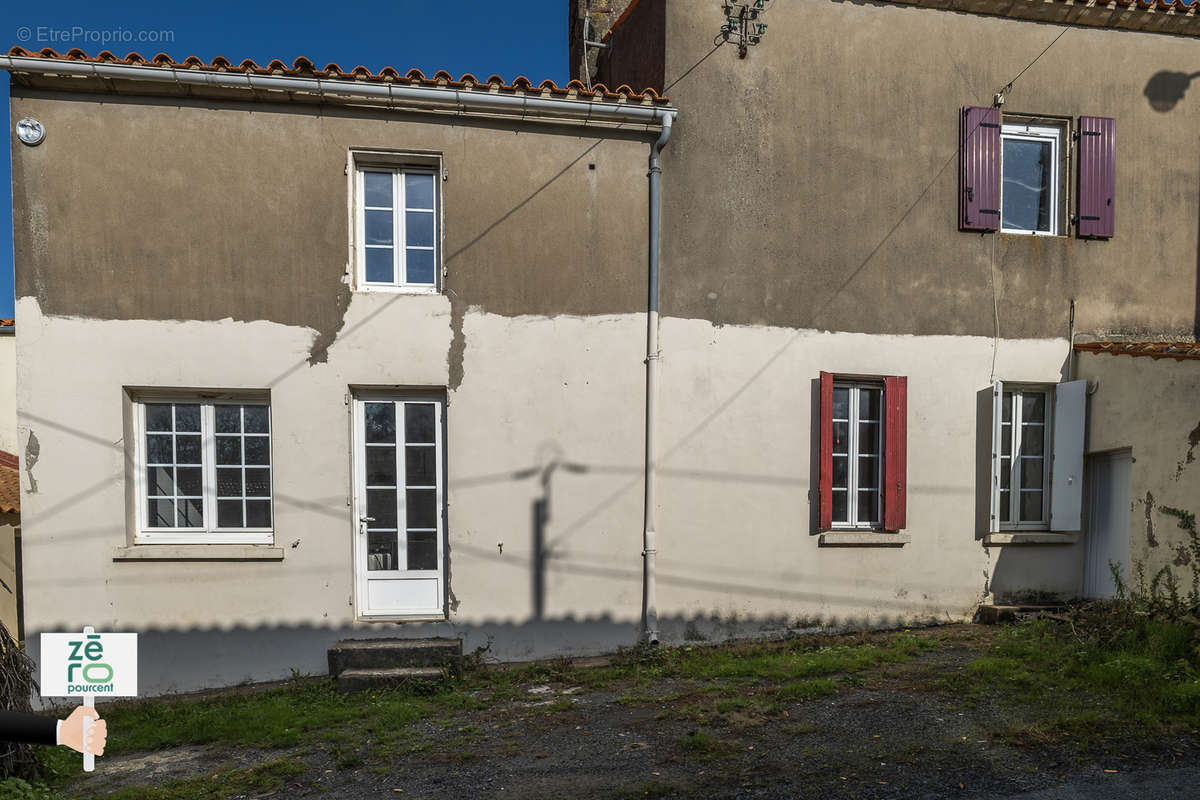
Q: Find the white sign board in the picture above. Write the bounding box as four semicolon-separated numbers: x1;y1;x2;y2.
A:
40;630;138;698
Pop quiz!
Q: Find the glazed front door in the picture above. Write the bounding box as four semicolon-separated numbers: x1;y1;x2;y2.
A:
352;395;445;618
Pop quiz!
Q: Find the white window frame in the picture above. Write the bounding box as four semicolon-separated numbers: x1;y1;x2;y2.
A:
998;385;1053;531
1000;122;1062;236
133;395;274;545
831;381;885;531
354;165;441;293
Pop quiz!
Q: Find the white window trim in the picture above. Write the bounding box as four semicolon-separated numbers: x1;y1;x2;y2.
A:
999;386;1053;531
133;396;274;545
353;164;442;294
831;381;885;531
1000;122;1062;237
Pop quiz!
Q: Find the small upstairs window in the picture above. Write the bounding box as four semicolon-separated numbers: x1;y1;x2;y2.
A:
356;167;439;290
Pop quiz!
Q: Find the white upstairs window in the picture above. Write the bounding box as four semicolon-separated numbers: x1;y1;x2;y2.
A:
356;167;439;291
989;380;1085;532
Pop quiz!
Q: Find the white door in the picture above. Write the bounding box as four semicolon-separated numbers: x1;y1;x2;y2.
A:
352;395;446;618
1084;450;1131;599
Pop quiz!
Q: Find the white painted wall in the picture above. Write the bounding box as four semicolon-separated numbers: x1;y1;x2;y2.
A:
17;294;1083;693
0;332;16;456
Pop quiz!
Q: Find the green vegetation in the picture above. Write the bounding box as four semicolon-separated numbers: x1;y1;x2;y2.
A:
98;759;305;800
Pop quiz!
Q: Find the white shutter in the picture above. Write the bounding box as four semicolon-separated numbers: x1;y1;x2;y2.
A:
989;380;1003;533
1050;380;1087;531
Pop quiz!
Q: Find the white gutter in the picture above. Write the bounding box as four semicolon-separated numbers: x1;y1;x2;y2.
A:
0;56;673;129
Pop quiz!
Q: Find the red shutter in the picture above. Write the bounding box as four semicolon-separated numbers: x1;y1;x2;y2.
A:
1077;115;1115;239
959;106;1001;232
883;376;907;531
818;371;833;531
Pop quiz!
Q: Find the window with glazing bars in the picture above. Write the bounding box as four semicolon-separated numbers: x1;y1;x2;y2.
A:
357;168;438;289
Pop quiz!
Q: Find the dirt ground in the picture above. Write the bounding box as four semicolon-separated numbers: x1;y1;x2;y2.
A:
69;624;1200;799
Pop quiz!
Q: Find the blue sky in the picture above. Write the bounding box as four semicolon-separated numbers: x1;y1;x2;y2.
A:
0;0;567;318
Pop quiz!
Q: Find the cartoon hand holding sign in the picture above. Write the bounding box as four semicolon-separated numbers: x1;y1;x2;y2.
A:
40;626;136;772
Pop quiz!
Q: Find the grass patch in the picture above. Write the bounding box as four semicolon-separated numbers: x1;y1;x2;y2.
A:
774;678;838;702
677;729;731;758
96;758;305;800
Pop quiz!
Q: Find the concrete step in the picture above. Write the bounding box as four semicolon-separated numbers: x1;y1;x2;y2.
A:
976;603;1069;624
327;637;462;677
336;666;446;694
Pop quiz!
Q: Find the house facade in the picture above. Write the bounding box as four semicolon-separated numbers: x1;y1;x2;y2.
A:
6;0;1200;694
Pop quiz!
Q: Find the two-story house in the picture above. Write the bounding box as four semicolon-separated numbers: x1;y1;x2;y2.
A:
6;0;1200;694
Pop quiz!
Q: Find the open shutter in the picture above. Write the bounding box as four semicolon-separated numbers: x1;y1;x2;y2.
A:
883;376;907;531
989;380;1004;532
960;106;1001;232
1077;116;1115;239
1050;380;1087;531
818;371;833;531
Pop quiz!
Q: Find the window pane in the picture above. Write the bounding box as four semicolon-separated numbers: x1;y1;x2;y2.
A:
1022;393;1046;423
367;447;397;486
859;389;881;421
177;498;204;528
1000;457;1011;490
1002;392;1013;423
365;247;394;283
405;447;436;486
1021;427;1044;456
217;499;243;528
217;436;242;466
858;491;879;523
146;466;173;497
176;467;202;497
367;488;398;529
175;435;202;465
146;434;173;464
367;532;398;571
145;404;173;432
148;499;175;528
1001;424;1012;456
405;173;434;210
1002;138;1053;233
1020;458;1044;490
1020;491;1044;522
405;404;436;444
832;490;847;523
215;405;241;434
405;211;435;248
365;209;394;245
407;489;438;529
405;249;436;285
363;171;393;207
217;468;242;498
858;423;880;455
832;388;849;421
244;437;270;466
832;455;848;489
245;468;271;497
174;404;201;432
243;406;270;434
365;403;396;443
407;531;438;570
858;457;879;489
245;500;271;528
832;422;849;455
1000;490;1011;522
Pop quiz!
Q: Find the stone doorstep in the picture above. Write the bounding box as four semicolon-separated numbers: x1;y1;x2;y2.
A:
335;666;446;694
327;637;464;677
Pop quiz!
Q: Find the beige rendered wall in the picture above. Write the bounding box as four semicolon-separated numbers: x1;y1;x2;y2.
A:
1076;353;1200;584
0;333;16;456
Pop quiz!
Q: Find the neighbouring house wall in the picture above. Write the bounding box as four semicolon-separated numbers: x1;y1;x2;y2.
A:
653;0;1200;339
0;333;16;455
0;512;18;638
596;0;665;95
1076;353;1200;582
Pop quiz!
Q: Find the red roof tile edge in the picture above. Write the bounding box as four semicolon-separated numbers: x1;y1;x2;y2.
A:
0;452;17;470
1074;341;1200;361
6;47;670;104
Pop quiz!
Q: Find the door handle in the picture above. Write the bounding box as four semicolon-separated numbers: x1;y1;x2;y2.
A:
358;515;375;534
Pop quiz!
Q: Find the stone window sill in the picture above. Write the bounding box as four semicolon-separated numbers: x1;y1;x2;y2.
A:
819;532;911;547
983;532;1079;546
113;545;285;561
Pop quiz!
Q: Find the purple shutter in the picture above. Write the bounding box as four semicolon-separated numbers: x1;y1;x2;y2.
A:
959;106;1001;232
1077;116;1115;239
